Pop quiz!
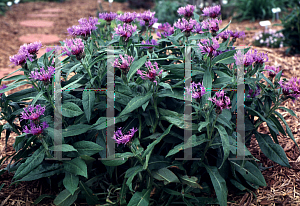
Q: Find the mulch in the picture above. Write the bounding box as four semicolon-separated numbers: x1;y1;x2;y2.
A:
1;1;300;205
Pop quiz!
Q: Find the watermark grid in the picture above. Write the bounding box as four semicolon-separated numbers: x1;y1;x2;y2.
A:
48;44;253;161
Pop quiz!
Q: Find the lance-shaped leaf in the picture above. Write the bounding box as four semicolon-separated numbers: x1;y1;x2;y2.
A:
53;188;80;206
127;55;148;81
179;175;203;189
152;167;180;185
63;157;87;178
63;172;79;195
215;125;230;169
127;188;151;206
82;90;95;123
62;102;84;118
73;140;104;156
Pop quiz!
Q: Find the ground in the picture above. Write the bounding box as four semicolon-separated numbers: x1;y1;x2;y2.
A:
1;0;300;205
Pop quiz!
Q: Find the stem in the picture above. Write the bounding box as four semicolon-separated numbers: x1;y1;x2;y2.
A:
80;60;92;80
138;114;142;139
40;137;53;158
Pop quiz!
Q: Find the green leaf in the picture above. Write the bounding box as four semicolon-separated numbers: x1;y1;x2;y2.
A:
152;168;180;185
101;153;129;166
0;80;30;93
142;124;173;159
166;134;208;157
269;114;286;136
230;160;266;187
278;107;297;117
49;144;78;152
82;90;95;123
62;102;84;118
203;165;227;206
13;146;45;180
61;74;85;90
255;132;290;167
127;189;151;206
63;172;79;195
125;166;144;192
215;125;230;169
33;194;55;205
78;181;99;205
53;189;80;206
62;124;91;138
63;157;87;178
275;111;300;151
18;164;61;182
73;140;104;156
127;55;148;82
198;122;209;132
179;175;203;189
6;88;38;102
203;68;212;101
118;92;152;117
229;179;246;191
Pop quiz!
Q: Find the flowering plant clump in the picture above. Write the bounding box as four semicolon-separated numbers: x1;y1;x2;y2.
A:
253;29;284;48
1;4;300;206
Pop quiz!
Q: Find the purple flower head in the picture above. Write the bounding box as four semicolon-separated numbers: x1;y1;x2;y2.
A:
202;5;221;18
114;23;137;41
9;50;32;66
234;49;259;67
0;84;7;97
67;17;99;37
217;30;231;41
264;65;282;78
113;127;138;145
138;10;156;24
117;12;137;24
279;77;300;101
174;18;197;34
247;85;261;98
192;23;204;34
253;50;268;65
202;18;222;33
113;54;134;74
157;22;174;37
61;38;84;57
19;41;42;55
140;17;158;27
208;90;231;112
98;12;118;22
141;39;158;49
29;66;55;83
20;104;46;122
198;38;220;57
186;82;206;99
229;30;245;39
177;4;195;18
137;61;163;85
23;120;49;136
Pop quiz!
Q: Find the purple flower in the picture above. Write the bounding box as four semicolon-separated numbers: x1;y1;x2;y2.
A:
113;127;138;145
138;10;156;26
19;41;42;55
279;77;300;101
202;5;221;18
137;61;163;85
67;17;99;37
264;65;282;78
174;18;197;34
61;38;84;57
0;84;7;97
113;54;134;74
253;50;268;65
229;30;245;39
140;17;158;27
114;23;137;41
208;90;231;112
186;82;206;99
177;4;195;18
247;85;261;98
198;38;220;57
29;66;55;83
192;23;205;34
23;120;49;136
117;12;137;24
98;12;118;22
20;104;46;122
202;18;222;33
9;51;29;66
157;22;174;38
217;30;231;41
141;39;158;49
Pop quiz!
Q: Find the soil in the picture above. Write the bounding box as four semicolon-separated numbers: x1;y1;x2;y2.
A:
0;1;300;205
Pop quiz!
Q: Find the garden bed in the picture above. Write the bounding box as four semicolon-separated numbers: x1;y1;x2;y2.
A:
1;1;300;206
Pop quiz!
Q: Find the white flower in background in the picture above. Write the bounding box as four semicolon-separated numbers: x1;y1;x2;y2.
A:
271;40;274;44
274;39;277;42
256;36;260;40
260;39;264;44
259;34;262;38
280;43;283;48
7;1;12;6
14;0;20;4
